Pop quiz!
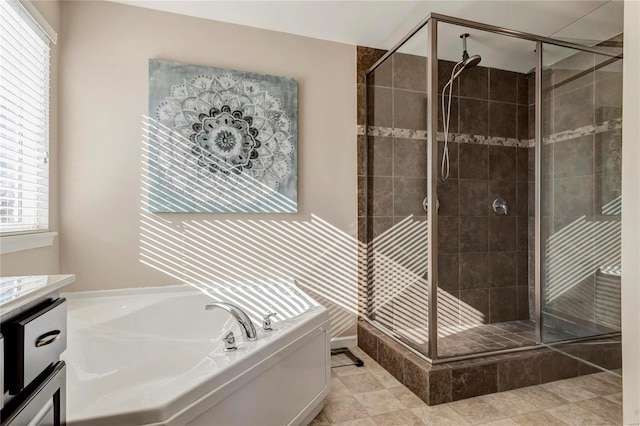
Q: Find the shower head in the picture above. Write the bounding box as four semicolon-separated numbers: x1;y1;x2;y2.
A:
462;54;482;70
451;34;482;80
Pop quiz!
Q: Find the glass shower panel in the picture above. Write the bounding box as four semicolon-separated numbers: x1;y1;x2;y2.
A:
365;26;430;354
540;43;623;352
435;22;537;358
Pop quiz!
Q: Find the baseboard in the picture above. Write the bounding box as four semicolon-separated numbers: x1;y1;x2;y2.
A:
330;335;357;350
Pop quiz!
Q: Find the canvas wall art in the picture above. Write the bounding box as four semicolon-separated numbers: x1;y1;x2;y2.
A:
148;59;298;213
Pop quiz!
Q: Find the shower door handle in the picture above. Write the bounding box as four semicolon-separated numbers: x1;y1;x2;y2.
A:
423;197;440;213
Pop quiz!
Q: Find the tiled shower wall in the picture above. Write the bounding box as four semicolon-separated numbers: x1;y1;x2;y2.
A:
357;46;534;329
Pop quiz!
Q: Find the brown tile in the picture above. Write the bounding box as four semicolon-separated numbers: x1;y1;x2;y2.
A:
595;74;623;123
367;86;393;128
553;176;594;223
539;351;581;384
489;102;517;138
527;105;535;139
553;135;594;178
357;46;388;85
451;362;498;400
393;177;427;217
497;354;540;391
553;85;594;133
438;253;460;292
438;216;459;254
460;216;489;252
489;216;517;251
459;179;488;216
368;136;393;176
358;322;379;361
368;177;393;216
517;105;529;141
459;144;488;180
489;180;516;216
428;367;453;405
438;178;459;217
369;217;394;241
595;173;622;214
438;141;459;179
489;68;517;103
516;74;529;106
403;354;430;403
394;53;427;92
394;138;427;177
438;95;459;133
515;181;528;217
459;98;489;136
489;252;517;287
490;287;518;322
394;90;427;130
378;339;405;383
516;148;529;182
595;130;622;175
358;84;366;125
459;65;488;99
550;51;594;95
459;289;490;325
516;216;528;253
439;59;459;95
460;253;489;290
489;146;517;181
516;252;528;286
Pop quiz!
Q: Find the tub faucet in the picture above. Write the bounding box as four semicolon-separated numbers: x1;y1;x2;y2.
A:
205;302;258;341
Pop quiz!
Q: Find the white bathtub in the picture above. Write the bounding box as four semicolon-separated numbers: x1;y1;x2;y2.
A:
61;279;331;426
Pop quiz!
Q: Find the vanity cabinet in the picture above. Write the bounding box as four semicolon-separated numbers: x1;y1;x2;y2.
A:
0;275;74;426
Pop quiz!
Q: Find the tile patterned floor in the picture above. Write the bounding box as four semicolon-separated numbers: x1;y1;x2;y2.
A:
312;347;622;425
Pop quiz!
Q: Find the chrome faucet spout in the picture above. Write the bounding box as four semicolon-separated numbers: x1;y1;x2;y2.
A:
205;302;258;341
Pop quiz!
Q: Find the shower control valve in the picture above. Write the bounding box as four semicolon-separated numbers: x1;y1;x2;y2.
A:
262;313;278;332
492;198;508;215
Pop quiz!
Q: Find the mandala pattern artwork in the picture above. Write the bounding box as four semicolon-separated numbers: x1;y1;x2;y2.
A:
149;60;297;212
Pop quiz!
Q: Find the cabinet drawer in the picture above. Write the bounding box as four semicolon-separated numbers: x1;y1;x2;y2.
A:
4;299;66;394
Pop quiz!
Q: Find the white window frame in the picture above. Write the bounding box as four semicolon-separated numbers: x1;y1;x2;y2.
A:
0;0;57;254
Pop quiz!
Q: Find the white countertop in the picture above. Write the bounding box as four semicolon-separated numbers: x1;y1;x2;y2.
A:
0;274;75;316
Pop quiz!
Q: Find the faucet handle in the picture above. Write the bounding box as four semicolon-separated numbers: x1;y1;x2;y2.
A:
262;313;278;332
222;331;237;352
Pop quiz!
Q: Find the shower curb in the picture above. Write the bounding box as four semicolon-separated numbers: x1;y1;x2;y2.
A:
357;320;621;405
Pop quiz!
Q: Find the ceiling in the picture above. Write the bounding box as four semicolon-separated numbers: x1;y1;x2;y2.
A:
113;0;624;73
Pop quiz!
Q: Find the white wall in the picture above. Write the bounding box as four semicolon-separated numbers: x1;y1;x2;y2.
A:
622;0;640;423
58;1;358;337
0;0;60;276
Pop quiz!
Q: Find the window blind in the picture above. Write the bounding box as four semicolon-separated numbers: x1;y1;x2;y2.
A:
0;0;50;235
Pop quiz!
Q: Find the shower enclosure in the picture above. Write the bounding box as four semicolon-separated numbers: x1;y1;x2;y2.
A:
363;14;623;370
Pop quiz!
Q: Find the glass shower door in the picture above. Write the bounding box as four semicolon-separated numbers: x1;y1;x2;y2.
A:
365;25;431;355
539;42;622;371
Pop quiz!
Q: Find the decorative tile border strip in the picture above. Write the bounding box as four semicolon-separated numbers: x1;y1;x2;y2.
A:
356;125;528;147
357;117;622;148
543;118;622;145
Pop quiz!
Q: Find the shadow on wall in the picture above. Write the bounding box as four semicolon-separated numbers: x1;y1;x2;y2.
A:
140;116;363;337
